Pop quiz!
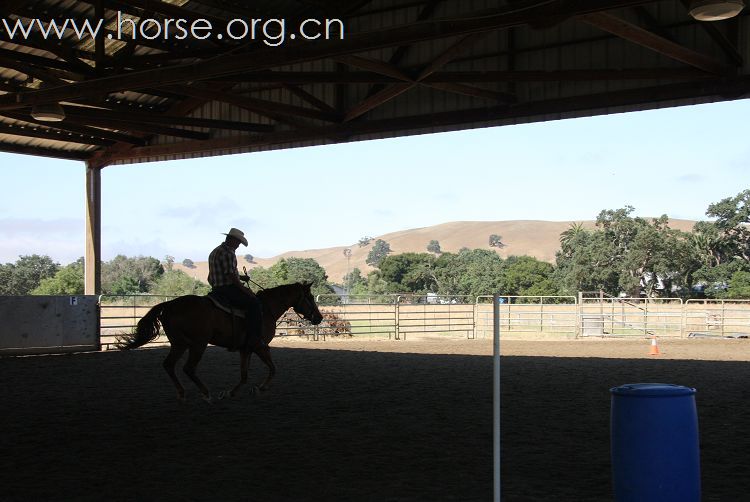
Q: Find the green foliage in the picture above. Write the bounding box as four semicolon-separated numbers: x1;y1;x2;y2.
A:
686;189;750;296
555;207;685;297
151;270;210;297
249;257;334;297
243;254;254;263
489;234;506;248
502;256;559;296
358;236;373;247
726;270;750;299
433;249;505;298
182;258;195;268
378;253;436;293
366;239;391;267
0;254;60;295
343;267;367;293
427;240;441;254
32;258;84;295
102;255;164;295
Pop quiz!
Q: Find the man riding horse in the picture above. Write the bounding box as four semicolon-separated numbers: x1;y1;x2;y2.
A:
207;227;262;351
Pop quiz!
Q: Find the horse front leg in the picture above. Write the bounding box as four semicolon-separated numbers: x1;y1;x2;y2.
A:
254;343;276;393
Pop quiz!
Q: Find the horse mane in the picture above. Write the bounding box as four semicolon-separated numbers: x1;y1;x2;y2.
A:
256;282;303;301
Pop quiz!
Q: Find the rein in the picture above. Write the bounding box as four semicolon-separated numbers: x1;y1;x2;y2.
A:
240;268;316;328
241;266;266;292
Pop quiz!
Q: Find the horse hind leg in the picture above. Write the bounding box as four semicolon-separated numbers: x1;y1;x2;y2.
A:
222;351;252;399
163;343;188;402
253;342;276;393
183;344;212;402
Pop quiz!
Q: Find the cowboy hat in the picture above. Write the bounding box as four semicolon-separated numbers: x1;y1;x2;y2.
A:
223;227;248;246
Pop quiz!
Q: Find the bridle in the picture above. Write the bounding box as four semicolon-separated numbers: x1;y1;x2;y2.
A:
293;289;317;322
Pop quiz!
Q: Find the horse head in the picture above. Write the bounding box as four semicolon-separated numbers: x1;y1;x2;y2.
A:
293;282;323;325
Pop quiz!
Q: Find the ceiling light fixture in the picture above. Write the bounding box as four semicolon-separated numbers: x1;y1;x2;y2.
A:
31;102;66;122
689;0;745;21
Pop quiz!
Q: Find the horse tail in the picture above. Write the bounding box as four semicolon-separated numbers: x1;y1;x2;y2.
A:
116;300;170;350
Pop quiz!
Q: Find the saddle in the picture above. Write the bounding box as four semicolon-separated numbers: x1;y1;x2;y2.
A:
206;291;246;318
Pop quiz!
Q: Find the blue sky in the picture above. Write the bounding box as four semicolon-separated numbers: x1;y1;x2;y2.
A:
2;99;749;265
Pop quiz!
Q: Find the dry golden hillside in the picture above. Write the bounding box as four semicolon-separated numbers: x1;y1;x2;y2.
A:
174;219;697;284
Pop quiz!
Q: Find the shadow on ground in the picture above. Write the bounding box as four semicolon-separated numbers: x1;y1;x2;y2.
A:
2;347;748;501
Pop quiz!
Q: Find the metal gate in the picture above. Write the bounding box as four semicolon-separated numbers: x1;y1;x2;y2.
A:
578;295;684;338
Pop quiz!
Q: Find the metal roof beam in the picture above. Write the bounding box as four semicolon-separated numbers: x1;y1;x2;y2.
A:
0;141;91;161
578;12;734;75
92;75;750;166
60;111;211;140
166;85;341;123
0;122;114;147
0;111;147;145
343;32;488;121
364;0;442;97
215;68;711;85
0;0;659;110
62;104;274;133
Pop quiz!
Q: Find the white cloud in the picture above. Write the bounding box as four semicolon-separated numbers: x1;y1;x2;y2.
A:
0;218;83;263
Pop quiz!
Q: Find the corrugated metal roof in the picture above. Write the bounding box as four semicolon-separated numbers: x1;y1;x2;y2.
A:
0;0;748;165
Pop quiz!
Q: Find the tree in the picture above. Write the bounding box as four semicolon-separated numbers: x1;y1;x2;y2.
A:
559;222;586;252
249;258;335;297
358;236;373;247
151;270;210;296
0;255;60;295
705;188;750;263
726;271;750;299
433;249;505;297
164;255;175;271
32;258;84;295
489;234;506;248
182;258;195;268
102;255;164;295
343;268;368;295
427;240;441;254
501;256;559;296
366;239;391;267
378;253;436;293
243;254;255;263
555;207;700;298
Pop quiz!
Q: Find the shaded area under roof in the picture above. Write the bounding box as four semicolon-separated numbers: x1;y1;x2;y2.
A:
0;0;748;167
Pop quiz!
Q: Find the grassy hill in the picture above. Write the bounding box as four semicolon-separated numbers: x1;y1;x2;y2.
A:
174;219;698;284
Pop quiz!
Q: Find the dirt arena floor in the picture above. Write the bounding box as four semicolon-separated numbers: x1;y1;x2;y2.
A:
2;336;750;501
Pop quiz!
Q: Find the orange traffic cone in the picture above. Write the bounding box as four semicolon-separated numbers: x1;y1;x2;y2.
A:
649;336;660;356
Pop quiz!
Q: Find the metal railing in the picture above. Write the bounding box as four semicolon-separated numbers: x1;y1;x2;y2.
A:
99;294;317;349
684;299;750;338
476;296;578;338
578;296;684;338
97;293;750;348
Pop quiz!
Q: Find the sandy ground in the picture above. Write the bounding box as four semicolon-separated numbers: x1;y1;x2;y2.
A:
2;336;749;501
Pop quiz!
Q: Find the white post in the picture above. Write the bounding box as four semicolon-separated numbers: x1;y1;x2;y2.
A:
493;293;501;501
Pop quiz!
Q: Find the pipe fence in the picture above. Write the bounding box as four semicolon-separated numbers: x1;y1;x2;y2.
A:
98;293;750;349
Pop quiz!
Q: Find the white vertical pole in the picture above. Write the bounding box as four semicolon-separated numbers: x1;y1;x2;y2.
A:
493;293;501;501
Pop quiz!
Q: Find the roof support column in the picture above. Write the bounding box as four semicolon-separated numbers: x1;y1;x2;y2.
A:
84;163;101;295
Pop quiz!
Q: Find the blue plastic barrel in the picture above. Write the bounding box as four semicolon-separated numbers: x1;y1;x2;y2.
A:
610;383;700;502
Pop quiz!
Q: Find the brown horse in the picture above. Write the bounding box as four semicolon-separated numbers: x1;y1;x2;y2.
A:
117;282;323;402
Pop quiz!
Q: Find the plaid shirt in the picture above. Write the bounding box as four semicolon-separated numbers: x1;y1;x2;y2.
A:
207;242;239;287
